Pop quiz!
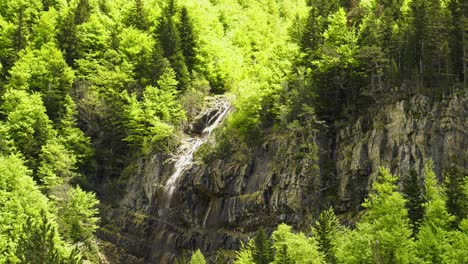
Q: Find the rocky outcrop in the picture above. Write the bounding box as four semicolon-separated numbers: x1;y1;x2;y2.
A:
99;94;467;263
334;95;467;212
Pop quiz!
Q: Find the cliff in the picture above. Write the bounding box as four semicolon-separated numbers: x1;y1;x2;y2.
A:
99;93;467;263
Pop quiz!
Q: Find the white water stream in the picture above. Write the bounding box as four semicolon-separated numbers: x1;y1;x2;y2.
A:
164;98;230;207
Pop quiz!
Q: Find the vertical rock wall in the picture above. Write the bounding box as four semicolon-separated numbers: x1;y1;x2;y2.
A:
99;94;467;263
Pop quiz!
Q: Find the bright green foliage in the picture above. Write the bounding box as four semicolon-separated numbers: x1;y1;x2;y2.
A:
123;0;149;30
0;155;74;263
272;224;325;264
445;219;468;262
415;161;455;263
274;244;294;264
312;207;340;263
37;138;77;188
121;67;186;152
337;167;415;263
234;242;255;264
7;43;74;122
0;124;15;155
16;211;81;264
32;7;58;48
145;67;186;123
122;91;174;153
0;16;16;79
190;249;207;264
252;227;273;264
76;13;113;61
58;186;99;242
57;95;93;167
117;27;154;89
156;0;190;91
1;89;55;171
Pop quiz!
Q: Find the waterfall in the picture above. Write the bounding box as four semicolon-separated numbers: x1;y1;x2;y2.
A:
164;97;230;207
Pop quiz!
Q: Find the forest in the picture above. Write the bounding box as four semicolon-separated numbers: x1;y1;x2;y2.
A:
0;0;466;263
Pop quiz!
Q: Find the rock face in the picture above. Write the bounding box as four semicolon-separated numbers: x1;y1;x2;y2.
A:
99;94;467;263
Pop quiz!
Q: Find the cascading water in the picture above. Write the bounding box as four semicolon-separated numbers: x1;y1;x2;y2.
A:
164;97;230;207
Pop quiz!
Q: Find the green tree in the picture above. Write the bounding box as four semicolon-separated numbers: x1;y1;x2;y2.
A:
144;66;186;123
402;168;425;235
0;155;76;262
37;138;77;188
444;161;468;223
271;224;324;264
58;186;99;242
178;6;197;73
16;211;81;264
312;207;340;263
57;95;93;168
1;89;55;172
123;0;149;30
190;249;206;264
234;242;255;264
445;219;468;262
32;7;58;49
415;161;455;263
252;227;273;264
274;244;293;264
117;27;154;92
300;5;324;61
7;43;75;123
337;168;416;263
156;1;190;90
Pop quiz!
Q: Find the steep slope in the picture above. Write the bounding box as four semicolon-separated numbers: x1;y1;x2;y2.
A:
99;93;467;263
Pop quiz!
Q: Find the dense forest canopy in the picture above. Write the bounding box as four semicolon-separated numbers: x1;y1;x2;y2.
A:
0;0;466;262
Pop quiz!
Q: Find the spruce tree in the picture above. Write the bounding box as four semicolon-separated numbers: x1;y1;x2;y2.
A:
402;168;425;235
444;162;468;223
16;211;81;264
252;227;273;264
312;207;340;263
416;161;455;263
156;3;190;91
178;6;196;73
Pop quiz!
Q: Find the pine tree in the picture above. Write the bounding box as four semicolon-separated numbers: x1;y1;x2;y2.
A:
74;0;91;25
252;227;273;264
189;249;206;264
275;244;293;264
444;161;467;224
125;0;149;31
402;168;425;235
416;161;455;263
312;207;340;263
16;211;81;264
178;6;196;73
156;3;190;91
300;6;323;61
57;11;79;66
338;168;416;263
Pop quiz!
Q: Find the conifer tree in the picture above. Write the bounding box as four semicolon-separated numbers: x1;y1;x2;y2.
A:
156;2;190;91
190;249;207;264
252;227;273;264
402;168;425;235
416;161;455;263
178;6;196;73
312;207;340;263
444;162;468;223
337;168;416;263
16;211;81;264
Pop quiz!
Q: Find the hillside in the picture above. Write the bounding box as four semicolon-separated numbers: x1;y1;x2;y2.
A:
0;0;467;263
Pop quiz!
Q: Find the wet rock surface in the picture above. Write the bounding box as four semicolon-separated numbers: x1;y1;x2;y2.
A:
99;94;467;263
